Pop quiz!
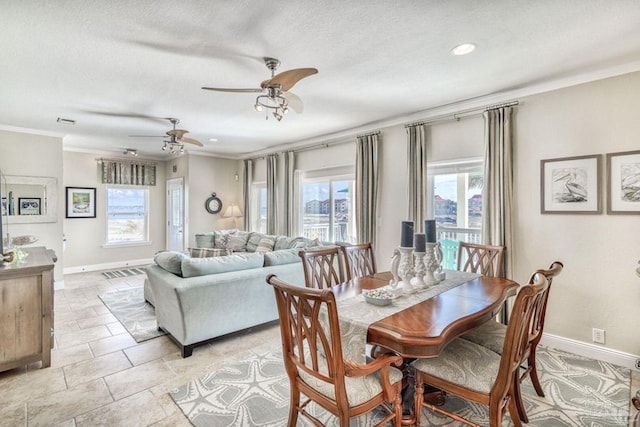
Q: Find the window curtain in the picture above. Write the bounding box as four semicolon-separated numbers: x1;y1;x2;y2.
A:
283;151;295;236
355;133;380;244
406;124;428;231
266;154;278;235
242;159;253;231
100;159;156;186
482;107;515;324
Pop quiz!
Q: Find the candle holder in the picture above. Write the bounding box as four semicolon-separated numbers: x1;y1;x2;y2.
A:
396;246;416;294
423;242;441;285
411;252;426;288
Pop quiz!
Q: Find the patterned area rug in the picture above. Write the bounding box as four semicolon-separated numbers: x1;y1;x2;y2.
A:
98;286;166;343
170;346;631;426
101;267;146;279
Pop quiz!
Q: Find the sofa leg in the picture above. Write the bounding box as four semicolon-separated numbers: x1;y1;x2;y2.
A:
182;345;194;358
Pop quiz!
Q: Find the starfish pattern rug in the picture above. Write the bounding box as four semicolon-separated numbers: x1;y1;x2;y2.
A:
170;345;631;426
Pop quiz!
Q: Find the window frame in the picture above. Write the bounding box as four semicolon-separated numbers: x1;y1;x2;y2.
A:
103;185;151;247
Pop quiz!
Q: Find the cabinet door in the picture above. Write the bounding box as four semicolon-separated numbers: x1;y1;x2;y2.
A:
0;276;42;364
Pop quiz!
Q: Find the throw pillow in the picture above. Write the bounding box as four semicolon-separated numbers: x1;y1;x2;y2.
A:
255;236;276;253
194;232;216;248
153;251;188;276
245;232;265;252
274;235;294;251
219;233;250;252
188;247;232;258
213;229;236;249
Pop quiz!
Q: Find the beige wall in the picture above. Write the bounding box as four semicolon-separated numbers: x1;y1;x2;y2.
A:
0;130;64;281
62;151;166;270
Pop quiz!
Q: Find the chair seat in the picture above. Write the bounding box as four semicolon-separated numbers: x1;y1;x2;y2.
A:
299;361;403;407
412;339;501;395
461;320;506;355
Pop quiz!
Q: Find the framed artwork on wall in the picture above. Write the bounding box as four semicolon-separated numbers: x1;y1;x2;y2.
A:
540;154;602;214
66;187;96;218
18;197;41;215
607;150;640;214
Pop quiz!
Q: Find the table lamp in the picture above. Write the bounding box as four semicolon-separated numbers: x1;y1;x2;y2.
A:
223;204;243;229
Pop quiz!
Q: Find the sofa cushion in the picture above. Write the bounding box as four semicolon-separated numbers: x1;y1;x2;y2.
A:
289;237;321;249
154;251;188;276
181;252;265;278
194;232;216;248
188;247;233;258
256;236;277;253
274;235;294;251
263;248;302;266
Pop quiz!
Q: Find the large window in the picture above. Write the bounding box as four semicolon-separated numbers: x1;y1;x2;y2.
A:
300;174;355;243
251;183;267;233
428;159;483;243
105;186;149;245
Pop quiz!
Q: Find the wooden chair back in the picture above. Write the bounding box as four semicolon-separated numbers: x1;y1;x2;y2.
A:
438;239;460;270
340;242;377;281
298;247;346;289
457;242;505;277
266;274;403;426
528;261;563;350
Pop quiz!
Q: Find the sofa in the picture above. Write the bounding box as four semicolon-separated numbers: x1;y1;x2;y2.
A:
145;230;321;357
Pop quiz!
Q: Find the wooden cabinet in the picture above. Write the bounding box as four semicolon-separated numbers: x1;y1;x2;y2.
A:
0;247;55;372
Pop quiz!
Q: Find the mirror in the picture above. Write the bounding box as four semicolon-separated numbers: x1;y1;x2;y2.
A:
2;175;57;224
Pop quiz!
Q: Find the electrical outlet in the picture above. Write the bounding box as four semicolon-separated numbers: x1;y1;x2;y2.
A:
592;328;605;344
635;359;640;370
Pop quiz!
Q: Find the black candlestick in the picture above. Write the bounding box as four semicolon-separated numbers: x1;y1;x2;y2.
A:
425;219;437;243
400;221;414;247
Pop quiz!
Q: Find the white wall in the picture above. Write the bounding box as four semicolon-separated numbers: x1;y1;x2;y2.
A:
0;130;64;281
62;151;166;270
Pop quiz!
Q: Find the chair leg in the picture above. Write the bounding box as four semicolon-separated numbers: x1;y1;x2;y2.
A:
393;386;402;427
288;390;299;427
507;395;523;427
528;353;545;397
512;376;529;423
413;373;424;427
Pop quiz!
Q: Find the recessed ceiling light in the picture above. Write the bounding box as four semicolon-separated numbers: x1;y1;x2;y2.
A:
209;138;218;142
450;43;476;56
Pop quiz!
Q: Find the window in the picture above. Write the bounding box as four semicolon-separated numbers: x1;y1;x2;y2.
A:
300;173;355;243
105;186;149;245
251;183;267;233
427;159;483;243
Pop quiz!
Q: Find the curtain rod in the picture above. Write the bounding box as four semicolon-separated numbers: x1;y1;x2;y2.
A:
96;157;157;166
356;130;381;138
405;100;519;128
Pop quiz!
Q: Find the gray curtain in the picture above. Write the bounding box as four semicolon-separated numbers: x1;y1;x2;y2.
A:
482;106;514;279
355;133;380;244
283;151;295;236
243;159;253;231
101;159;156;186
406;124;428;231
266;154;278;235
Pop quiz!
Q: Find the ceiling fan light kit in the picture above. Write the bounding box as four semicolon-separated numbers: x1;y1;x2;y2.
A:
202;57;317;122
130;117;203;155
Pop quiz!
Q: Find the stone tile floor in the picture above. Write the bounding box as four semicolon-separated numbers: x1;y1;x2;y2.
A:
0;270;638;426
0;270;282;427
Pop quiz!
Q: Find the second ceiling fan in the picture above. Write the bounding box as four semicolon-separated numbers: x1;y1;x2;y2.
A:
202;57;318;121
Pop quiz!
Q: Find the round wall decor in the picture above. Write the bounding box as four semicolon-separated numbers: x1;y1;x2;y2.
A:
205;193;223;214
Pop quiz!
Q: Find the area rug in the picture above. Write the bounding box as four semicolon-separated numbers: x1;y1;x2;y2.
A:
98;286;166;342
170;346;631;427
101;267;146;279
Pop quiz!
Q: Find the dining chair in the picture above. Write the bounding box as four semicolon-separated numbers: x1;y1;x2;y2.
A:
340;242;377;281
457;242;506;277
266;274;404;427
438;239;460;270
460;261;563;422
412;271;550;427
298;246;347;289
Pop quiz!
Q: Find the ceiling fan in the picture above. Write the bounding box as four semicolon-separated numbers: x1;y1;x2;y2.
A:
130;118;203;155
202;57;318;121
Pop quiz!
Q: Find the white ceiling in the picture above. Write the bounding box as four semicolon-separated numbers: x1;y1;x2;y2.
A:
2;1;640;159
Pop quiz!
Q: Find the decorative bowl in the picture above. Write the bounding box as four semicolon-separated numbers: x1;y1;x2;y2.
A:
362;289;394;306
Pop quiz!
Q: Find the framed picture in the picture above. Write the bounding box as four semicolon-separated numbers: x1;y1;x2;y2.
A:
18;197;41;215
1;197;6;216
540;154;602;214
607;150;640;214
66;187;96;218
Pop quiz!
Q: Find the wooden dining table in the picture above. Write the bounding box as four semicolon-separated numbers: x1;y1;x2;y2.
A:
331;271;519;359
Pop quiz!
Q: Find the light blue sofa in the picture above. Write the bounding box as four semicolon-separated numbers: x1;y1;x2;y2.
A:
145;230;319;357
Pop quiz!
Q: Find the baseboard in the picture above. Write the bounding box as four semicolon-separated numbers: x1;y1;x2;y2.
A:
63;258;153;275
541;333;640;371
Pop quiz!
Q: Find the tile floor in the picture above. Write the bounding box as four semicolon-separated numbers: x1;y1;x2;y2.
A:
0;270;282;427
1;270;639;426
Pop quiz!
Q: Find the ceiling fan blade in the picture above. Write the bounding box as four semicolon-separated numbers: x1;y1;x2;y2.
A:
167;129;189;139
201;87;263;93
266;68;318;91
179;137;203;147
282;91;303;113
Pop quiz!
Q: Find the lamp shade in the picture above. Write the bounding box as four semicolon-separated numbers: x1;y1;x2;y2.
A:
223;205;242;218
